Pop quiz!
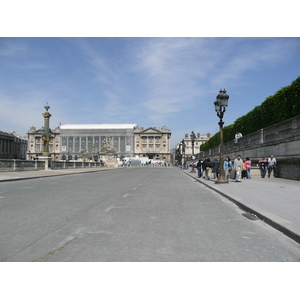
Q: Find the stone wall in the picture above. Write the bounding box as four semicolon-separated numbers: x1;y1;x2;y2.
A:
199;115;300;180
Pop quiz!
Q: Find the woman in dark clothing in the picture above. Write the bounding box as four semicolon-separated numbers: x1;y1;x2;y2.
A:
205;158;212;180
196;159;203;178
212;158;219;179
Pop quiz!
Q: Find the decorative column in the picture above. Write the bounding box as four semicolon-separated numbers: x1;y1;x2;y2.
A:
40;103;52;169
42;103;51;156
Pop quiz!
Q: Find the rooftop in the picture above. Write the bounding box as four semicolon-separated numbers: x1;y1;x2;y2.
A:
60;124;137;130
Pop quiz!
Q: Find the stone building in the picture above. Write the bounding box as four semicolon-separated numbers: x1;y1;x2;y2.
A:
59;124;137;161
174;132;212;163
182;132;211;158
133;125;172;163
27;123;172;162
0;131;27;159
27;126;60;161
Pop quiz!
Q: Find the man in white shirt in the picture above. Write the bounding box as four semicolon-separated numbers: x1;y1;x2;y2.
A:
233;154;243;182
268;155;277;178
234;132;243;143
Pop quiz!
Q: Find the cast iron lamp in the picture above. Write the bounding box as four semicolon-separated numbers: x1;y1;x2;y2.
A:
214;89;229;184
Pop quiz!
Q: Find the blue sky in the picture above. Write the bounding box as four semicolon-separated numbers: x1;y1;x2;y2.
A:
1;37;299;148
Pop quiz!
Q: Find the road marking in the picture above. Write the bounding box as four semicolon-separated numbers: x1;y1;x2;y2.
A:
123;194;129;198
104;204;116;212
23;186;36;189
133;187;137;190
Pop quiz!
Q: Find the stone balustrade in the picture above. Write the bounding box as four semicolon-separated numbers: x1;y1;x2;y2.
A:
199;115;300;180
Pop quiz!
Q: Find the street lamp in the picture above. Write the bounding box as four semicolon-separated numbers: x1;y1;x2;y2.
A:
214;89;229;184
181;139;186;169
190;131;196;173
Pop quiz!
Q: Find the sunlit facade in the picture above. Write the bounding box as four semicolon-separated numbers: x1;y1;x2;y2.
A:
59;124;137;160
133;126;172;162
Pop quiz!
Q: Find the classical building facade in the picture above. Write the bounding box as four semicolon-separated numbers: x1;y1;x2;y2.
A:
27;126;60;161
59;124;137;161
0;131;27;159
27;122;172;162
133;126;172;163
174;132;212;163
183;132;211;158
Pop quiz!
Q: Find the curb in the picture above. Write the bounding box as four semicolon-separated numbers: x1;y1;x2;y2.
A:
182;170;300;245
0;168;114;182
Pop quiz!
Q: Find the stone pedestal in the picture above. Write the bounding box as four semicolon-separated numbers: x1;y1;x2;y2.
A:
103;155;118;168
39;156;52;170
100;137;118;168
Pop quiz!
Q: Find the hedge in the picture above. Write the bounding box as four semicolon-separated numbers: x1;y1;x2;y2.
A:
200;76;300;151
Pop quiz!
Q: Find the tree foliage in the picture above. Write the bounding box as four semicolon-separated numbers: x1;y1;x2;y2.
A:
200;76;300;151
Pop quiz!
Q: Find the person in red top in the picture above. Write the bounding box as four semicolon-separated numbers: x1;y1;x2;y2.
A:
245;157;252;179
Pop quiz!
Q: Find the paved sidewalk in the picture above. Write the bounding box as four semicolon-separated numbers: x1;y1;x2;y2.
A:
182;169;300;244
0;167;113;182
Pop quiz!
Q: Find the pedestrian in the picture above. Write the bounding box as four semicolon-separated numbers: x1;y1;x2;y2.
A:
268;155;277;178
233;154;243;182
202;158;207;179
224;157;232;180
242;160;247;179
196;159;203;178
234;132;243;143
212;158;219;179
205;158;212;180
258;156;268;178
245;157;252;179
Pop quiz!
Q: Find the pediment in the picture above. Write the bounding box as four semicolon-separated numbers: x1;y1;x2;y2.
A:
140;127;161;134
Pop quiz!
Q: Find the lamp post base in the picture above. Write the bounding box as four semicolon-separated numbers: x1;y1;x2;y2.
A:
214;178;229;184
190;166;196;173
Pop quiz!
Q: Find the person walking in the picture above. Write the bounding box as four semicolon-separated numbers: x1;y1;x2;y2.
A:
205;158;212;180
224;157;232;180
258;156;268;178
202;158;207;179
196;159;203;178
212;158;219;179
233;155;243;182
245;157;252;179
268;155;277;178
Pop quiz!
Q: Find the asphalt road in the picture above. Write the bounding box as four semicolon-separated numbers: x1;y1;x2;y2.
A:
1;167;300;261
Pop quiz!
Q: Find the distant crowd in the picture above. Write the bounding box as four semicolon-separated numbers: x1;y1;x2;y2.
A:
180;154;278;182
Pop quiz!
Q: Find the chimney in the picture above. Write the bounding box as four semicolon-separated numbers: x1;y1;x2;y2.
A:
197;133;200;138
185;134;188;138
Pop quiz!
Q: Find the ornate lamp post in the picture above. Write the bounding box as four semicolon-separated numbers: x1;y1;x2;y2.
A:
181;139;186;169
190;131;196;173
214;89;229;184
